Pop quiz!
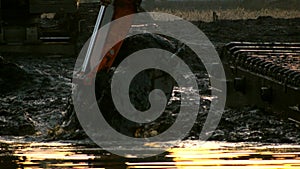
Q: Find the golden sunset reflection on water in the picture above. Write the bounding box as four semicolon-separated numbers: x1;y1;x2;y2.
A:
127;142;300;169
1;140;300;168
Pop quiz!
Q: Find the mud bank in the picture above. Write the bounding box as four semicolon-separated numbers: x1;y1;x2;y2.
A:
0;15;299;143
0;55;74;137
195;17;300;44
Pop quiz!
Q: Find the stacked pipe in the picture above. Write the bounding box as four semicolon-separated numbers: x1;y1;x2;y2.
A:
223;42;300;87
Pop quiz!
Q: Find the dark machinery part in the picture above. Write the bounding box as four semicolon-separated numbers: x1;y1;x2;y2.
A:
0;0;78;54
222;42;300;121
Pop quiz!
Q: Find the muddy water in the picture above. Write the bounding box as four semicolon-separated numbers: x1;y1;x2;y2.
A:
1;55;300;169
1;15;300;168
0;139;299;168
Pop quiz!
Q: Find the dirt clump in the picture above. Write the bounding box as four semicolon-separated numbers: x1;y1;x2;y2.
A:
0;56;31;94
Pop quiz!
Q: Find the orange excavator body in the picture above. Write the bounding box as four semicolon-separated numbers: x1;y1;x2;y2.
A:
97;0;140;72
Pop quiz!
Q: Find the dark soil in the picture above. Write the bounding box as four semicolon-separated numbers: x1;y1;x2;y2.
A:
194;17;300;44
0;4;299;143
0;56;30;94
0;55;74;137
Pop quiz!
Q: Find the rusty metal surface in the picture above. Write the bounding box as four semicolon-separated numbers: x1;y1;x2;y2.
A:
222;42;300;121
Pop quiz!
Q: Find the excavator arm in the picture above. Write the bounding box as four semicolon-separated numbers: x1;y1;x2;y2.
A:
97;0;141;71
58;0;177;138
77;0;142;85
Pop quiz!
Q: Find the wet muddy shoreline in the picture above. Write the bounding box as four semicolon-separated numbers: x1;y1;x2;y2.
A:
0;15;300;143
